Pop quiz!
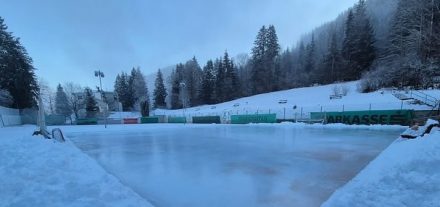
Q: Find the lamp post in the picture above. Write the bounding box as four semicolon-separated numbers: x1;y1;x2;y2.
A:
179;82;187;109
94;70;105;93
94;70;107;128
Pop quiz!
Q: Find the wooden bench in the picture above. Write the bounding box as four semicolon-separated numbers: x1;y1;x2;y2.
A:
329;95;342;99
278;100;288;104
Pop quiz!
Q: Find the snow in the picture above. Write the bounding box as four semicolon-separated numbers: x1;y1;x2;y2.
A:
323;126;440;207
0;125;153;207
152;81;437;119
63;123;402;207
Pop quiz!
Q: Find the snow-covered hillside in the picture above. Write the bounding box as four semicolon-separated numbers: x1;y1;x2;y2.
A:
153;81;439;119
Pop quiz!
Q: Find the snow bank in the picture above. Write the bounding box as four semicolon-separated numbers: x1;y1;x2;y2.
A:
0;126;153;207
253;122;408;131
322;129;440;207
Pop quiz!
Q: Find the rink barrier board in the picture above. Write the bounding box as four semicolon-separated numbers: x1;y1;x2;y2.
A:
140;117;159;124
124;118;139;124
310;110;414;126
76;118;98;125
231;114;277;124
192;116;221;124
168;117;187;123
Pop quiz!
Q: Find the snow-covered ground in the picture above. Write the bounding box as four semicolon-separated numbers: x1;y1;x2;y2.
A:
0;125;153;207
153;81;437;120
323;126;440;207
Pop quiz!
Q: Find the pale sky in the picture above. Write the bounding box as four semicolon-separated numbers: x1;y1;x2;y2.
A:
0;0;357;90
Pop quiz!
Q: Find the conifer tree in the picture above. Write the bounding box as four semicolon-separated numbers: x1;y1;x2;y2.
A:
222;51;240;101
200;60;216;104
84;88;98;118
55;84;72;118
342;1;376;80
153;69;167;108
214;58;225;103
0;16;38;109
250;26;268;94
170;64;184;109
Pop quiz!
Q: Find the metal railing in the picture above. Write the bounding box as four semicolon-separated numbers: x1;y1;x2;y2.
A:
409;90;439;107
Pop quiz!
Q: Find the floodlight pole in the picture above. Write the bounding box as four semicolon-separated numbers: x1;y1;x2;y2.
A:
94;70;106;128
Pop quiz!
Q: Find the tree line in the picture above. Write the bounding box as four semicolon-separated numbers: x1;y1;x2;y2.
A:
150;0;440;110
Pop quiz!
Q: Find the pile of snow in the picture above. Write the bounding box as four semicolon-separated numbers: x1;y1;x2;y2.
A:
153;81;435;119
322;127;440;207
0;126;153;207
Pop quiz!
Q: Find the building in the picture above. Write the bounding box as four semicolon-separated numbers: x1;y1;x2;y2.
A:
73;90;121;113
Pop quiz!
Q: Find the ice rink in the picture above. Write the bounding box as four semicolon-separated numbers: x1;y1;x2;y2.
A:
67;125;401;207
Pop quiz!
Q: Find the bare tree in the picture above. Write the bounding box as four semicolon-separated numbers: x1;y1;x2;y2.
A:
38;78;55;114
63;82;83;119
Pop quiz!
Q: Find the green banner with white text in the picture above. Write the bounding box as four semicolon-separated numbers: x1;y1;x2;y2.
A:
231;114;277;124
310;110;414;126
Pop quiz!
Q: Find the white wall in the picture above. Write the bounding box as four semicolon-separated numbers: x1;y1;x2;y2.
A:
0;106;21;127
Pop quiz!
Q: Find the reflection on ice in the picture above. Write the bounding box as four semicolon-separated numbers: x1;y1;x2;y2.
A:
68;125;400;207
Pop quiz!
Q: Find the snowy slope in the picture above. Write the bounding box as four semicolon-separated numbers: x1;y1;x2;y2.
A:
322;128;440;207
0;126;153;207
153;81;436;119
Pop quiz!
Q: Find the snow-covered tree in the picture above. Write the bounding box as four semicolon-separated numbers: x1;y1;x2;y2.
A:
54;84;72;118
130;67;149;111
38;78;55;114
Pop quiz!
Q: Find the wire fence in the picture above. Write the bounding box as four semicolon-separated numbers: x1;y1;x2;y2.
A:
153;101;420;122
0;100;428;126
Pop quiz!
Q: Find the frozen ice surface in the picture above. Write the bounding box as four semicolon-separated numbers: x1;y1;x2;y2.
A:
66;124;402;207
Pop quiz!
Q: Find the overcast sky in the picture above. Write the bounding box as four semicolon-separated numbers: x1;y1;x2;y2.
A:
0;0;357;90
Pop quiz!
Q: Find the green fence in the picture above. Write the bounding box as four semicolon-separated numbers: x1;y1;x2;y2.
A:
192;116;221;124
168;117;187;123
231;114;277;124
140;117;159;124
76;118;98;125
46;115;66;126
311;110;414;126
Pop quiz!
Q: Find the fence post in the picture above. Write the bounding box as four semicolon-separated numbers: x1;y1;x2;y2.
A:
342;105;345;112
300;107;303;119
369;103;372;111
320;106;323;113
283;108;286;120
401;100;404;110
